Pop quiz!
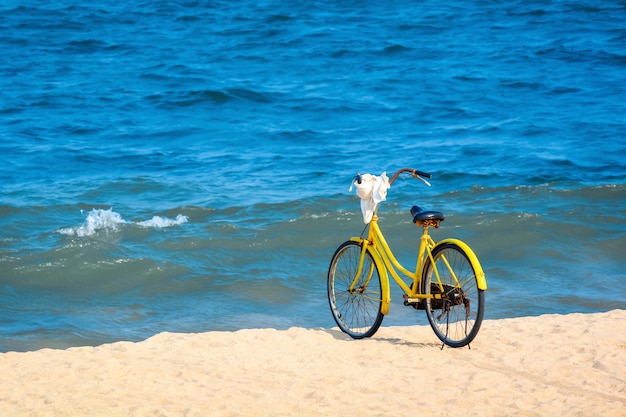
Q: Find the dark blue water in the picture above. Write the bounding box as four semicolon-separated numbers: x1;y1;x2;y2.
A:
1;0;625;352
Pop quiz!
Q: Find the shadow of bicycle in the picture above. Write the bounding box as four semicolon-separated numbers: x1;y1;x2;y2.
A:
325;328;442;348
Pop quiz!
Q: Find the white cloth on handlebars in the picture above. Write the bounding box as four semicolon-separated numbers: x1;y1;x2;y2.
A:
349;172;390;223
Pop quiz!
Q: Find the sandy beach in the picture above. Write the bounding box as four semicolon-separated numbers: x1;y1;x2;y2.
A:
1;310;624;417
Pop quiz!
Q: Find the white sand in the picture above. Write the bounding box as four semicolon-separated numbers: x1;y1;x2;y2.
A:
1;310;625;416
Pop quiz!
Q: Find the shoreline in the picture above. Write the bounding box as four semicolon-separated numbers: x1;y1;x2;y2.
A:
1;310;625;416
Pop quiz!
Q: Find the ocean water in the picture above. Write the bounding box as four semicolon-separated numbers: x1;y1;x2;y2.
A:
1;0;625;352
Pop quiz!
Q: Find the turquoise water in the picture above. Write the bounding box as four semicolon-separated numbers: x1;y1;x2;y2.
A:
1;0;625;352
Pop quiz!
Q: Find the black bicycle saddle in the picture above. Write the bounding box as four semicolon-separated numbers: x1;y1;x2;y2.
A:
410;205;445;224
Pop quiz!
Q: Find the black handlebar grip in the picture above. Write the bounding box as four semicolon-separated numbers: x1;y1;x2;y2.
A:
413;169;432;179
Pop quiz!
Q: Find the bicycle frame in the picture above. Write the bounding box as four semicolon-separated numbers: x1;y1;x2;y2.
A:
349;213;487;316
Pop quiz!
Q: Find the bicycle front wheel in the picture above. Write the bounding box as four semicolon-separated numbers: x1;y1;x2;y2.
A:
423;242;485;347
327;241;384;339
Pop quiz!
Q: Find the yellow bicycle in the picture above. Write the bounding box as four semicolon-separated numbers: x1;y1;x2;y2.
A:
327;168;487;347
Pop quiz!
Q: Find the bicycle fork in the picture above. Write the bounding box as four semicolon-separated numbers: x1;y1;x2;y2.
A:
348;239;374;294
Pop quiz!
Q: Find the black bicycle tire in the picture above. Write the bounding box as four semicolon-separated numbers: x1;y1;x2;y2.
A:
422;242;485;347
327;240;384;339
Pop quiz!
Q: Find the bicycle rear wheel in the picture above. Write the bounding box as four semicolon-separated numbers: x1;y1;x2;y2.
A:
423;242;485;347
327;241;384;339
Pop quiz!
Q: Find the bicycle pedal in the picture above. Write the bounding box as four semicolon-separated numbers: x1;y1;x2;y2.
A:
403;296;426;310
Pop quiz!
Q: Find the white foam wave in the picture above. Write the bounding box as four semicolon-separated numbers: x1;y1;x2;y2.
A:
136;214;189;228
58;209;188;237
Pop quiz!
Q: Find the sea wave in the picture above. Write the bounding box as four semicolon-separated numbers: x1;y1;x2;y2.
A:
58;208;188;237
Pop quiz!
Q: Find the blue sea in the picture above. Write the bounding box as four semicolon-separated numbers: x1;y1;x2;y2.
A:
1;0;625;352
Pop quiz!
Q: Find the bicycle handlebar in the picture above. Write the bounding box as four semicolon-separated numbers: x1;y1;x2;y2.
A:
388;167;432;185
353;168;432;186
